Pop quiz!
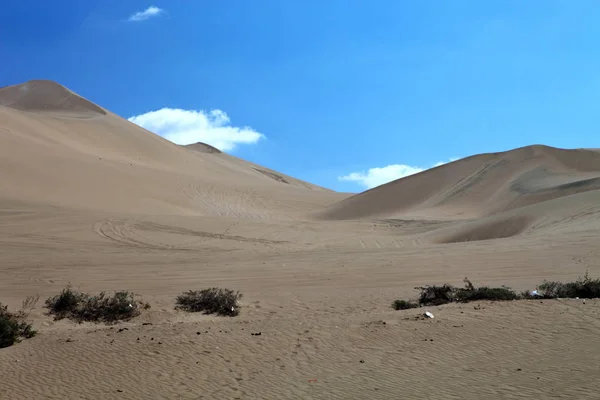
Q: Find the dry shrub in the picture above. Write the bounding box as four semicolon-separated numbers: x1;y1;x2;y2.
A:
45;285;146;324
176;288;242;316
0;296;38;348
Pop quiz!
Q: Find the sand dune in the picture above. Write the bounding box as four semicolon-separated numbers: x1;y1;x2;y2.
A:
0;81;343;218
2;80;600;399
427;189;600;244
317;145;600;220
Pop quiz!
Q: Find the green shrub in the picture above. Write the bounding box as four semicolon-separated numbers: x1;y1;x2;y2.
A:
45;285;145;324
392;299;419;310
45;284;85;319
0;297;38;348
176;288;242;316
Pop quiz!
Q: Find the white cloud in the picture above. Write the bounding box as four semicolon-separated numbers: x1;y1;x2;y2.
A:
128;108;265;152
128;6;164;22
339;158;459;189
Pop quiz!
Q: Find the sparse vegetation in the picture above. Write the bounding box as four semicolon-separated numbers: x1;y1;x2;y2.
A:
454;278;519;302
535;271;600;299
45;285;85;318
393;273;600;310
455;285;519;302
392;299;419;310
416;283;457;306
45;284;147;324
0;296;38;348
417;278;520;305
394;277;533;310
176;288;242;316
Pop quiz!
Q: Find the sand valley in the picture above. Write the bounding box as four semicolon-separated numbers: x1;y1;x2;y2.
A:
2;80;600;399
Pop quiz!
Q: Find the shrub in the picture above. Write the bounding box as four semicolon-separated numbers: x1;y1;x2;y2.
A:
0;296;38;348
455;278;519;302
75;291;142;323
536;281;563;298
537;271;600;299
176;288;242;316
45;284;86;319
392;299;419;310
416;284;457;306
520;290;535;299
45;285;145;324
395;273;600;310
456;285;519;302
408;278;520;308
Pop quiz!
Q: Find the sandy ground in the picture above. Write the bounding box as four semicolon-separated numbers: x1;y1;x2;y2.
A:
1;81;600;399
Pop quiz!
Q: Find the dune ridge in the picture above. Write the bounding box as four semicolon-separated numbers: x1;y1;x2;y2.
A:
0;81;343;218
0;80;107;118
316;145;600;221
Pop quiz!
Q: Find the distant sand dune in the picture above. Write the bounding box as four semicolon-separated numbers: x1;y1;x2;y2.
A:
436;216;533;244
316;145;600;220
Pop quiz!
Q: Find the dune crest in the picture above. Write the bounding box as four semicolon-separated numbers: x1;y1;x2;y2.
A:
0;80;343;218
185;142;222;154
0;80;107;118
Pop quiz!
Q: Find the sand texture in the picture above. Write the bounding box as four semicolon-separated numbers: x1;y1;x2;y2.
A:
2;81;600;399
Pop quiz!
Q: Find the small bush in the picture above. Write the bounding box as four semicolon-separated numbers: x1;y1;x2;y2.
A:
416;284;457;306
75;291;142;323
520;290;535;299
537;271;600;299
409;278;520;308
45;285;145;324
45;285;86;319
456;285;519;302
395;273;600;310
176;288;242;316
0;297;38;349
392;299;419;310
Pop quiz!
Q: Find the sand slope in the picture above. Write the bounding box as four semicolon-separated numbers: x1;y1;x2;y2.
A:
0;80;107;118
0;81;344;218
317;145;600;220
2;80;600;399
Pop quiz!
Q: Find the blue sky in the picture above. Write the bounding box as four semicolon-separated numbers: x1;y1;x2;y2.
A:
1;1;599;192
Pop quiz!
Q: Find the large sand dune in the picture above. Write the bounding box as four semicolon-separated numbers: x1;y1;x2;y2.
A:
0;81;342;219
317;145;600;220
2;81;600;399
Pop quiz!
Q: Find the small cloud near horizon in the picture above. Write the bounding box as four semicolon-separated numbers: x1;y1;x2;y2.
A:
339;158;460;189
128;6;164;22
128;108;265;152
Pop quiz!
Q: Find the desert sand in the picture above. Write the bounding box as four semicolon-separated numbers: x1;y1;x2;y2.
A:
1;80;600;399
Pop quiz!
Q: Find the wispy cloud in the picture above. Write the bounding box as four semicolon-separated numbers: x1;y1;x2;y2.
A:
128;6;164;22
128;108;265;152
339;158;459;189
